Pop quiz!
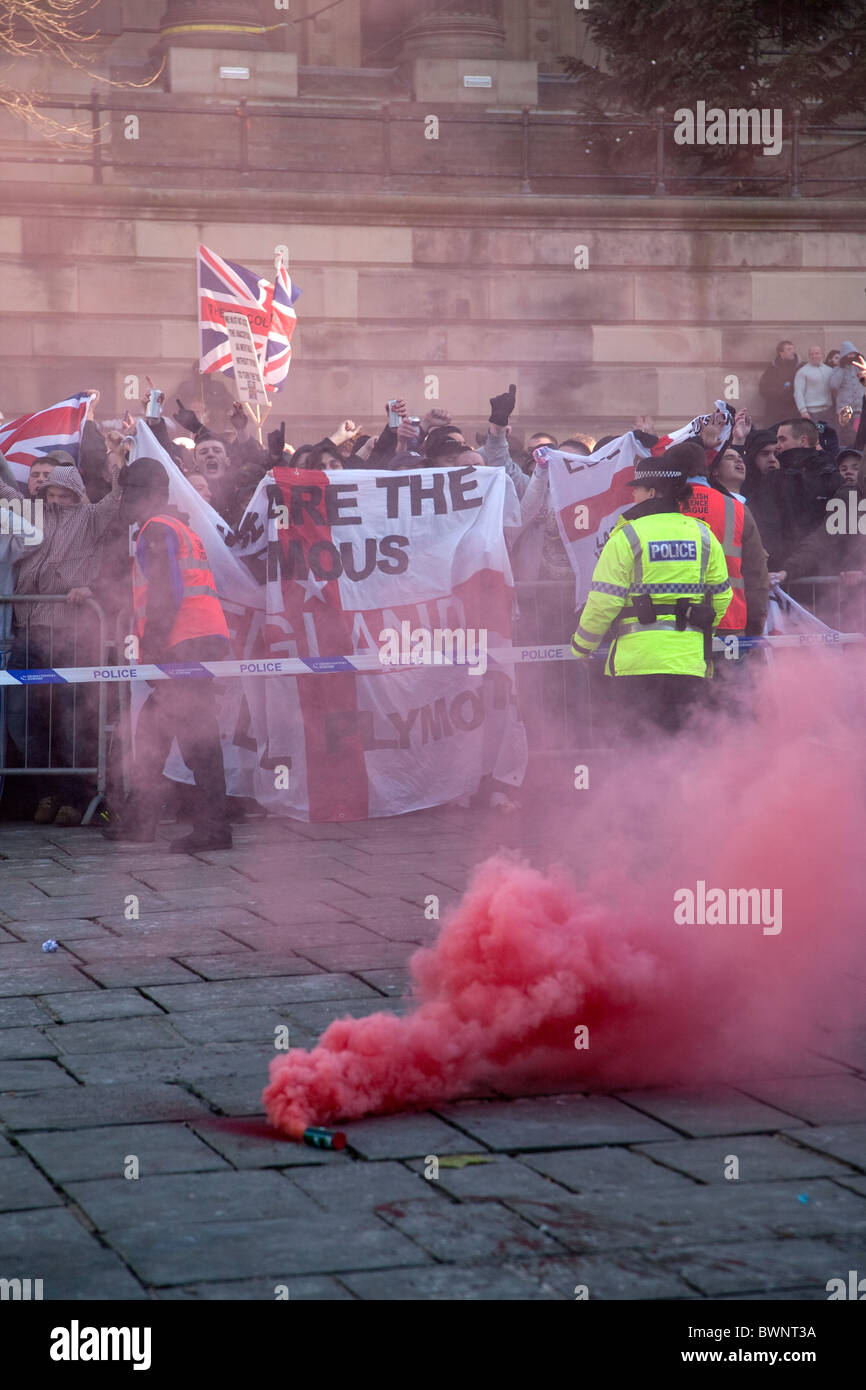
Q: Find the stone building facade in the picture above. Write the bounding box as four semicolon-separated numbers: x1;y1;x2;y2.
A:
0;0;862;442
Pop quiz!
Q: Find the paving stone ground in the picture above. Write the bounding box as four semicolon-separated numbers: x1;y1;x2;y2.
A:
0;807;864;1301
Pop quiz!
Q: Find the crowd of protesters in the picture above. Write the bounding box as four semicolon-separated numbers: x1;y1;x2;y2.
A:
759;339;866;443
0;336;864;831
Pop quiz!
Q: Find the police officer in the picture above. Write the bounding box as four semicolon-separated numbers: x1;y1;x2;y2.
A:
103;458;233;852
571;451;732;733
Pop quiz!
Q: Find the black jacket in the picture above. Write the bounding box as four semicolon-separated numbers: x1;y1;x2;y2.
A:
780;445;841;527
745;447;839;569
783;484;866;630
784;485;864;582
210;435;270;528
78;420;110;501
758;355;799;427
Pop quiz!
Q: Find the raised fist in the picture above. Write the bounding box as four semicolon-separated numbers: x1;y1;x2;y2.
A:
268;420;286;462
174;399;201;434
489;384;517;427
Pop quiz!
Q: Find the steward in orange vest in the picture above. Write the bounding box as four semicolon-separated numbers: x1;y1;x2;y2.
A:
103;457;232;854
666;441;769;636
131;511;228;649
684;480;747;631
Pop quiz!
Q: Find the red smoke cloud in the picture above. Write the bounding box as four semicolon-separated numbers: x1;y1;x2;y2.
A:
263;652;866;1136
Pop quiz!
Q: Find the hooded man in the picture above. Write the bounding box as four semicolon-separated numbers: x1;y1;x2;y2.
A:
4;462;119;825
103;457;232;853
830;340;865;445
0;447;72;502
0;493;42;646
27;449;72;496
743;428;784;569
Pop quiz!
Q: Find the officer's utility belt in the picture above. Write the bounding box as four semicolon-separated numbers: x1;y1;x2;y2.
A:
616;592;715;663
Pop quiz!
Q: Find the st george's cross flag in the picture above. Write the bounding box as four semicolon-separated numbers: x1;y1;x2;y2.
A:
127;426;526;823
542;432;652;607
231;464;527;822
0;393;94;486
544;402;734;607
198;244;299;394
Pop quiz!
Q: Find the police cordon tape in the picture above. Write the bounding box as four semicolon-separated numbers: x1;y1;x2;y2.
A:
0;631;861;686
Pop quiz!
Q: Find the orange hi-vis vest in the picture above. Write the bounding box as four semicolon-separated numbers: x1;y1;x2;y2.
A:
132;513;229;648
681;483;746;631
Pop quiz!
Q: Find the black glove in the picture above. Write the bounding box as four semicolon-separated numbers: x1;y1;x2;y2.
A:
174;399;201;435
489;384;517;428
268;421;286;463
145;416;171;450
633;430;659;450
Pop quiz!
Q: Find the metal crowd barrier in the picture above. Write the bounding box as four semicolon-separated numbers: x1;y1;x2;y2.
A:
510;577;861;757
512;579;606;752
113;606;135;803
0;595;108;825
787;575;866;634
0;579;855;815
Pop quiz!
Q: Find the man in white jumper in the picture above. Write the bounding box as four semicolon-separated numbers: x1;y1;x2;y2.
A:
793;345;834;426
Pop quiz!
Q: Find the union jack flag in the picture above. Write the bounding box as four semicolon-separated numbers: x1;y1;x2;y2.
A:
0;393;93;486
198;243;299;394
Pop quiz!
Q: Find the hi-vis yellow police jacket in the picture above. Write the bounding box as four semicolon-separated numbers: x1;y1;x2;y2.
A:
571;508;732;677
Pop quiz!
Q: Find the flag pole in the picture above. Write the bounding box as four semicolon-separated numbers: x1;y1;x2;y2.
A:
244;399;263;445
250;246;284;452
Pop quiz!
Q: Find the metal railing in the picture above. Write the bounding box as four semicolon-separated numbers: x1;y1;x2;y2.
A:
0;595;108;824
511;575;862;755
513;579;604;753
0;577;857;819
787;574;866;633
2;93;864;197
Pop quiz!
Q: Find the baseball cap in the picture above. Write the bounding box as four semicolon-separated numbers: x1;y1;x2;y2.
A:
119;457;169;492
